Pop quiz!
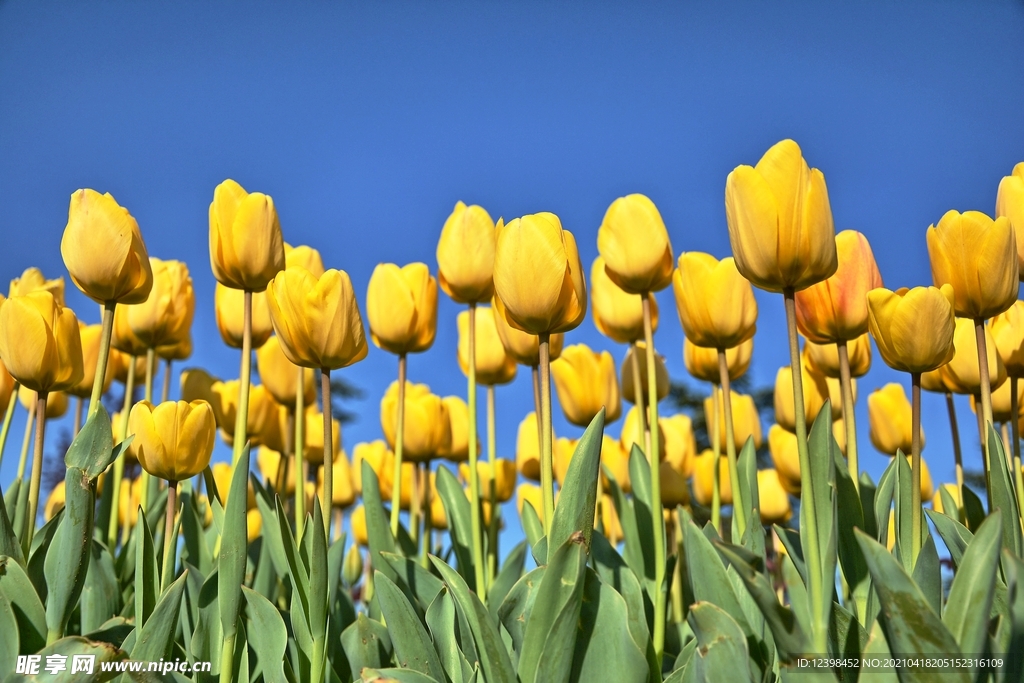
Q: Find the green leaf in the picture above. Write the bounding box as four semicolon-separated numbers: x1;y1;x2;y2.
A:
548;410;604;555
486;541;526;618
781;554;812;647
604;471;643;585
942;511;1001;661
589;531;653;673
435;465;476;589
242;586;289;683
520;501;543;562
570;568;647;683
341;613;393;682
0;484;24;567
626;444;656;584
4;635;126;683
1001;549;1024;683
380;551;444;614
683;519;750;635
219;445;251;640
80;538;121;634
426;588;469;683
961;484;985;532
179;489;214;576
687;602;753;683
803;405;837;647
497;566;544;657
189;568;222;674
44;467;94;641
63;403;114;477
858;471;878;539
309;500;329;646
375;572;447;680
873;455;897;546
987;426;1022;556
924;508;973;569
359;669;440;683
910;534;941;617
732;437;759;546
774;525;806;586
0;554;45;655
0;591;18;676
131;571;187;662
832;443;868;618
133;503;159;629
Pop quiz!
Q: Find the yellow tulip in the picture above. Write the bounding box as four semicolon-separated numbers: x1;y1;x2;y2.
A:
803;333;871;379
867;285;957;374
773;363;828;432
597;494;623;545
439;396;474;463
621;341;670;404
246;509;262;542
724;139;837;292
794;230;883;343
460;459;516;503
317;451;355;507
693;450;731;506
180;367;220;404
660;461;690;507
940;318;1005;395
380;381;451;462
351;505;369;546
550;344;621;427
931;483;960;514
215;284;273;349
684;337;751;384
61;189;153;304
903;454;934;500
552;437;578;486
257;447;296;495
516;412;543;481
600;434;631;492
436;201;496;303
366;262;438;355
127;258;194;349
768;425;801;495
620;405;665;460
9;267;65;306
704;390;763;450
208;179;285;292
266;267;369;370
517;483;545;524
997;163;1024;277
0;292;83;393
305;409;341;465
128;399;215;481
490;295;564;365
458;307;517;386
991;301;1024;378
211;461;256;510
18;386;68;419
382;459;417;510
430;482;448;530
867;384;920;456
255;335;316;406
111;304;149;357
758;469;792;524
110;349;146;385
927;210;1018;319
285;243;325;279
44;481;66;521
493;212;586;334
979;379;1024;423
208;381;278;446
672;253;757;349
68;322;117;398
157;333;192;362
351;440;394;499
920;367;950;394
597;193;674;294
590;256;656;344
118;477;144;528
824;375;855;419
0;359;13;413
663;414;697;479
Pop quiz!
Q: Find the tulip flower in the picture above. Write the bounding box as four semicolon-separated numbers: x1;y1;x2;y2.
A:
460;459;516;503
157;334;192;363
591;255;656;344
381;459;417;510
620;341;670;405
673;253;757;350
516;412;543;482
758;469;792;524
43;481;66;522
127;258;195;349
997;163;1024;276
684;337;752;384
380;381;451;463
490;296;564;366
18;387;68;420
868;286;956;375
9;267;65;306
211;461;256;510
931;483;960;516
256;335;316;407
660;462;690;508
351;440;394;500
436;201;496;304
216;284;273;350
550;344;621;427
663;414;697;480
111;304;149;358
774;363;829;433
0;358;14;457
68;322;116;401
366;262;438;356
317;450;355;508
598;435;631;492
768;425;801;495
258;447;296;495
285;243;325;278
941;318;1005;396
693;450;731;507
804;333;871;379
991;300;1024;491
703;391;762;451
517;483;545;525
351;505;369;547
0;292;83;394
208;381;279;447
980;379;1024;424
620;406;665;461
208;179;285;292
458;306;516;386
438;395;472;463
867;384;919;456
597;494;623;545
597;194;674;295
305;409;341;465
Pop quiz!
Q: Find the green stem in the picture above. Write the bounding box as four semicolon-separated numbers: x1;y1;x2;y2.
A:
718;348;744;534
837;341;859;493
107;356;136;549
910;373;922;568
670;511;683;623
945;392;965;520
538;334;554;535
295;368;306;540
420;464;432;569
487;384;498;586
0;381;19;471
89;302;115;416
24;392;47;553
161;480;177;592
161;359;172;403
975;318;994;509
219;632;236;683
321;368;333;543
629;341;646;450
532;365;543;463
140;348;158;512
711;385;721;532
642;294;667;667
16;406;33;480
73;396;83;437
232;292;253;466
1011;377;1024;526
390;354;407;536
466;304;486;595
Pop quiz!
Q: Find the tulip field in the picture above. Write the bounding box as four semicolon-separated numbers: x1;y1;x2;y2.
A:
2;138;1024;683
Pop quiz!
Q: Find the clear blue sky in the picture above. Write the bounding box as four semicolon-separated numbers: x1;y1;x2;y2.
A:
2;1;1023;536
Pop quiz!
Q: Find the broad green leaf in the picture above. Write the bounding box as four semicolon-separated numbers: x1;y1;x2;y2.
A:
189;568;222;674
63;403;114;477
832;444;868;621
219;445;251;640
0;484;24;566
570;568;647;683
3;479;20;528
520;501;543;561
1001;549;1024;683
133;502;158;629
604;470;643;584
309;500;329;651
80;538;121;634
179;489;213;575
341;613;393;682
360;669;440;683
522;539;587;683
687;601;753;683
683;519;750;635
942;511;1001;662
802;406;837;651
774;525;806;586
375;572;447;681
858;471;878;539
84;617;134;649
938;485;960;525
0;591;18;676
910;534;941;616
548;410;604;555
131;571;187;662
987;426;1022;556
497;566;544;656
873;456;897;547
589;530;653;675
435;465;476;589
924;508;973;569
380;551;443;614
732;437;759;547
961;484;985;532
861;619;898;683
781;554;812;646
626;444;656;583
4;635;126;683
486;540;526;617
0;554;45;655
242;586;289;683
426;588;469;683
43;466;94;640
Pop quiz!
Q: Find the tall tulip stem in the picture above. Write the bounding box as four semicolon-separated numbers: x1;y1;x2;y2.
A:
232;292;253;466
974;319;995;508
16;408;33;481
161;480;177;592
420;464;432;569
532;365;543;456
1011;377;1024;519
25;392;47;551
466;304;486;595
783;289;825;654
89;302;115;417
321;368;334;543
487;384;498;585
161;359;172;403
642;293;667;666
108;357;136;549
295;368;306;539
629;342;647;451
390;354;407;536
717;348;744;533
145;348;156;402
140;347;158;512
538;334;554;536
710;386;722;532
73;397;83;437
0;381;19;471
944;392;965;516
910;373;923;568
837;341;859;492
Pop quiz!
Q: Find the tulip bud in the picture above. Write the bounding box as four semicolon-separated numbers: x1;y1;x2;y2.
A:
493;213;587;334
351;505;369;547
127;258;195;349
285;243;325;278
773;363;828;432
692;450;731;506
342;543;364;586
704;390;763;450
111;304;149;357
267;268;369;370
215;284;273;350
128;399;215;481
620;405;665;461
867;383;920;456
725;139;838;292
758;469;792;524
517;483;545;524
550;344;621;427
996;163;1024;278
256;335;317;406
590;256;656;344
991;301;1024;378
208;179;285;292
44;481;66;521
516;412;544;481
380;381;451;462
439;396;474;463
351;440;394;499
208;381;278;446
18;386;68;419
795;231;883;343
458;307;517;386
928;210;1018;319
597;194;674;294
803;333;871;379
621;341;670;404
868;285;957;375
490;295;564;365
180;367;220;404
460;459;516;503
366;262;438;355
436;201;496;303
684;337;752;384
663;414;697;479
0;292;84;393
317;450;355;507
940;318;1005;395
9;267;65;306
61;189;154;304
673;253;757;349
68;322;117;398
768;425;801;495
660;461;690;507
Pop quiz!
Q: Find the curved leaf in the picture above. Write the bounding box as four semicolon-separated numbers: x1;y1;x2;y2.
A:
341;613;393;681
375;572;447;681
549;410;604;555
219;445;251;641
44;467;94;640
486;541;526;617
569;568;647;683
131;571;187;662
0;554;45;655
242;585;289;683
435;466;476;590
942;511;1001;660
687;601;752;683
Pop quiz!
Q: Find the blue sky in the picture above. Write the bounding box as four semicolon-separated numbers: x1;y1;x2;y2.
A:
2;1;1023;536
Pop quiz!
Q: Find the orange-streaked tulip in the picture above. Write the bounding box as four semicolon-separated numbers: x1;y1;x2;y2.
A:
660;461;690;507
267;267;369;370
436;201;496;303
940;318;1005;395
597;193;674;294
867;383;920;456
61;189;153;304
673;253;757;349
803;333;872;379
551;344;621;427
997;163;1024;277
208;381;278;446
351;440;394;499
517;483;545;524
111;304;149;357
128;400;215;481
318;450;355;507
768;425;801;495
127;258;195;349
516;412;544;481
69;322;117;398
458;307;516;386
795;230;883;343
255;335;316;406
493;212;587;334
380;381;451;463
215;284;273;349
590;255;656;344
366;262;438;355
460;459;516;503
693;450;731;506
621;341;670;404
44;481;66;521
663;414;697;479
758;469;792;524
927;210;1018;320
725;139;837;292
490;296;564;365
211;461;256;510
9;267;65;306
0;292;83;393
18;387;68;419
684;337;752;384
620;406;665;461
439;395;473;463
351;505;369;546
305;409;341;465
704;390;763;450
991;301;1024;378
868;285;956;374
285;243;325;279
773;363;828;432
208;179;285;292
